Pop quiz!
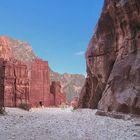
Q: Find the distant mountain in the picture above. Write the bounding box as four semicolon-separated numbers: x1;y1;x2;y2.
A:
0;36;37;62
0;36;85;102
51;70;85;102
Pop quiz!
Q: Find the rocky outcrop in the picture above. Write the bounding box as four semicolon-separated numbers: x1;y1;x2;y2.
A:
0;36;85;103
79;0;140;115
50;81;66;106
0;36;13;60
51;71;85;102
71;97;79;109
0;58;52;107
29;59;51;107
0;36;37;62
0;36;66;108
0;58;30;107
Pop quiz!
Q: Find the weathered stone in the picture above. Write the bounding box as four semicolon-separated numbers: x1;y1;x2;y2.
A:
0;36;36;62
0;37;13;60
95;110;132;120
79;0;140;115
0;37;66;108
0;36;85;104
0;59;29;107
50;81;66;106
71;97;79;109
51;71;85;103
30;59;51;107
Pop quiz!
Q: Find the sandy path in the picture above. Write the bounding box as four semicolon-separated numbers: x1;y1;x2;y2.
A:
0;108;140;140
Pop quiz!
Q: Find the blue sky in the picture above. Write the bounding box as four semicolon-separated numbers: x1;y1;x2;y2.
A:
0;0;104;75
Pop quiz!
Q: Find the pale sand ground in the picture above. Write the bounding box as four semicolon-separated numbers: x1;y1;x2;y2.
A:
0;108;140;140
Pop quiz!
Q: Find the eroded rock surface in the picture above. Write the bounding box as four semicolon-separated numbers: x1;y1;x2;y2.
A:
0;36;65;108
50;81;66;106
0;36;85;104
0;36;37;62
79;0;140;115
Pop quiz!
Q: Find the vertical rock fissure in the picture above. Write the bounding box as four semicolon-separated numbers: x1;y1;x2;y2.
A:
13;62;17;107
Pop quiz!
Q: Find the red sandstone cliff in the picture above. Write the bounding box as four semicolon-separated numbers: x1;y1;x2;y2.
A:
50;81;66;106
0;59;30;107
0;36;66;107
0;36;85;103
79;0;140;115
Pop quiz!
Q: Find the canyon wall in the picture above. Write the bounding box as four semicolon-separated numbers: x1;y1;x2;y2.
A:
79;0;140;115
0;59;5;107
0;59;29;107
0;36;66;108
29;59;51;107
0;36;85;103
50;81;66;106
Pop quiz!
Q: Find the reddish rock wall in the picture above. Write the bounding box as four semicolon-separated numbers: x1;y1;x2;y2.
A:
0;59;5;107
0;59;29;107
0;58;66;108
79;0;140;115
50;81;66;106
30;59;51;107
0;36;66;108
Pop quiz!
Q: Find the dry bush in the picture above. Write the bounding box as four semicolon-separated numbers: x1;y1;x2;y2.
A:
19;102;31;111
0;106;5;115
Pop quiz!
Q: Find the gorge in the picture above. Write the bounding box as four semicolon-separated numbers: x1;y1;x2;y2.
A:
0;0;140;139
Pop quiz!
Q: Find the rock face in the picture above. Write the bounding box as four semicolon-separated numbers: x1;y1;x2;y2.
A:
0;58;30;107
29;59;51;107
79;0;140;115
0;36;37;62
51;71;85;102
50;81;66;106
0;58;52;107
0;36;13;60
0;36;66;108
0;36;85;103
